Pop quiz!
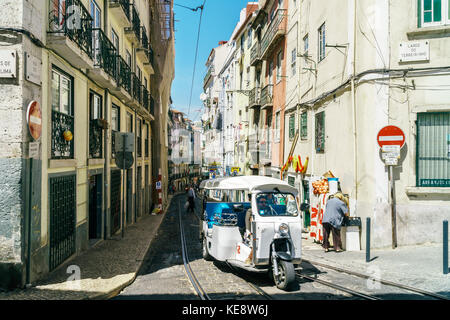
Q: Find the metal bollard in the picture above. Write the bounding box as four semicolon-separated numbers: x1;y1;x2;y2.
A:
444;220;448;275
366;217;371;263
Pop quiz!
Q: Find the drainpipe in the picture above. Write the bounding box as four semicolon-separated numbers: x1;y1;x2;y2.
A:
103;4;109;240
351;0;358;214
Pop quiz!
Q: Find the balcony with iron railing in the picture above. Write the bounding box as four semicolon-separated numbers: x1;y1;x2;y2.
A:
204;65;214;87
112;55;132;100
250;42;261;66
137;27;149;61
47;0;94;68
89;28;118;88
124;4;141;45
132;73;142;105
249;86;261;108
260;84;273;107
108;0;131;26
260;9;287;60
142;86;149;111
51;110;74;159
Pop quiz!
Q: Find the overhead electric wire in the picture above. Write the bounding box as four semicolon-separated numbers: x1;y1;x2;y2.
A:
187;0;207;120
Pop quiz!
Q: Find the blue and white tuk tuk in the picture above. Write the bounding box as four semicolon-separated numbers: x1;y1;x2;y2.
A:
200;176;302;290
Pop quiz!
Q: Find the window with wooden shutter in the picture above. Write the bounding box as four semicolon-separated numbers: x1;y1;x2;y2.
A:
315;111;325;152
289;113;295;141
416;112;450;187
300;111;308;140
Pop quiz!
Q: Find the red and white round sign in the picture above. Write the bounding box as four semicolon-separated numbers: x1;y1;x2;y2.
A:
377;125;405;148
26;100;42;141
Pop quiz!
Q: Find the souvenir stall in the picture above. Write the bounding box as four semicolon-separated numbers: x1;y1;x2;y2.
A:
309;172;340;244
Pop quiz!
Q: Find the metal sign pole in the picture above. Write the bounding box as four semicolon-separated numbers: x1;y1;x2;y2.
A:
389;165;397;249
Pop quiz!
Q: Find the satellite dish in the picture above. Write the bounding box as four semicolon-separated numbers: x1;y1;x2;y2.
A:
200;93;207;101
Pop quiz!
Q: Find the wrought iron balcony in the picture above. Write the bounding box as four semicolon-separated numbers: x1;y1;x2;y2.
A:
204;65;214;87
90;28;118;86
108;0;131;25
132;73;142;104
260;84;273;107
48;0;94;68
117;56;132;94
125;4;141;45
249;86;261;108
250;42;261;66
142;86;149;111
51;110;74;159
89;119;103;159
260;9;287;59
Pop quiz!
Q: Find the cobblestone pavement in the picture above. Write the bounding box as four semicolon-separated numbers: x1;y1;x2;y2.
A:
113;194;371;300
0;198;170;300
114;193;263;300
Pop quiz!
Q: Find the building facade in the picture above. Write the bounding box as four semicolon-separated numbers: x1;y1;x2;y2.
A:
0;0;174;289
202;0;450;249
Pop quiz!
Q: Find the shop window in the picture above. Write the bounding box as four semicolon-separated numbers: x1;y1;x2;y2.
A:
300;111;308;140
315;111;325;153
416;112;450;187
418;0;450;27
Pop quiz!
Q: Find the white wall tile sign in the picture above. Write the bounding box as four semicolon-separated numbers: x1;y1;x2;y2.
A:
0;50;17;78
399;41;429;63
25;52;42;86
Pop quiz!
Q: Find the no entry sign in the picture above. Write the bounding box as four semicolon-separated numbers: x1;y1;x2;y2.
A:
377;125;405;148
26;101;42;141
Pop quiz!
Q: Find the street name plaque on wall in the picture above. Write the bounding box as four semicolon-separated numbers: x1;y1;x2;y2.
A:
399;41;429;63
0;50;17;78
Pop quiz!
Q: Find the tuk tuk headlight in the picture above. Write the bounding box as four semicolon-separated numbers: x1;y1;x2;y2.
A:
279;223;289;235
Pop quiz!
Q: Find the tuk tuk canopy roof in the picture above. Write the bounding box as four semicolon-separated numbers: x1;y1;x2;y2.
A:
201;176;298;194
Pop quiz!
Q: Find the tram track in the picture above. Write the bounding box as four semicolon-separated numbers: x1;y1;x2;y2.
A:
178;201;211;300
301;258;449;301
179;194;447;301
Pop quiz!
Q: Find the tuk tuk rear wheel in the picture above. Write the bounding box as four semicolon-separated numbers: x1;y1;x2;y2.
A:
272;260;295;290
202;236;213;261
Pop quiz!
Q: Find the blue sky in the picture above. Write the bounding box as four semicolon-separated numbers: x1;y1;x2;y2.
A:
171;0;251;121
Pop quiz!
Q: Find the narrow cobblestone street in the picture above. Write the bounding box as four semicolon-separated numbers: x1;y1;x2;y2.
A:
112;193;374;300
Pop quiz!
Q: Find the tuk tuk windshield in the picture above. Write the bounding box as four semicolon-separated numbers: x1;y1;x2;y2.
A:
255;193;299;217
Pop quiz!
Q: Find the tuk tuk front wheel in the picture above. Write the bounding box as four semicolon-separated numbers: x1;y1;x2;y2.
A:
272;260;295;290
202;236;213;261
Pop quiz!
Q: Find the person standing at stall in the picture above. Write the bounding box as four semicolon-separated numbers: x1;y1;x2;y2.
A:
322;192;349;252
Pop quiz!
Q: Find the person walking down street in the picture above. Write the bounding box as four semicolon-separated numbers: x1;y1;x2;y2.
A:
322;192;349;253
187;185;196;214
